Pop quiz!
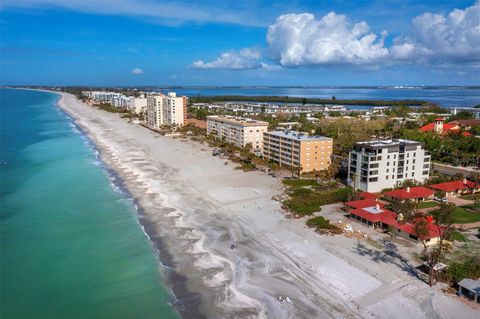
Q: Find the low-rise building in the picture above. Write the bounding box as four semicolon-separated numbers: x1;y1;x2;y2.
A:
348;139;431;192
345;199;441;245
420;118;472;136
384;186;435;203
429;179;480;197
206;115;269;151
262;130;333;173
457;278;480;304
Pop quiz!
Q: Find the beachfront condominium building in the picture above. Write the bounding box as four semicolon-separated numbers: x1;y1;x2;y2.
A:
146;92;187;128
348;139;431;193
89;91;123;102
127;97;147;115
206;115;269;151
262;130;333;173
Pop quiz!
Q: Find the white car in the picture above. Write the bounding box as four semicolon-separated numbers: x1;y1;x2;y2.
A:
433;197;448;203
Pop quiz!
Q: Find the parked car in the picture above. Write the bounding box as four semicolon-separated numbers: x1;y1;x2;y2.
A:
433;197;448;203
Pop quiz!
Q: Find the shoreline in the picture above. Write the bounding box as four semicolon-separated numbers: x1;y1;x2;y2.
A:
38;89;478;319
52;91;202;318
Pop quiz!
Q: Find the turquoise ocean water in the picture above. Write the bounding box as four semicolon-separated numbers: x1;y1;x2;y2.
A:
0;89;180;319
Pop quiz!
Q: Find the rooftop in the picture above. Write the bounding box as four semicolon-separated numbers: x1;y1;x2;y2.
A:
430;179;480;192
265;130;332;141
206;115;269;127
355;139;421;148
345;199;384;209
349;207;396;223
384;187;435;200
458;278;480;293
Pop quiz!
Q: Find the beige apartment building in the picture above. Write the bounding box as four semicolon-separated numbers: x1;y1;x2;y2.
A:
146;92;187;129
206;115;269;151
263;130;333;173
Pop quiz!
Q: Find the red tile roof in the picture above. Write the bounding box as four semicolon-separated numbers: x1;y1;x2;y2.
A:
420;122;472;136
349;208;396;223
358;192;379;200
382;218;443;239
420;122;458;132
384;187;435;200
345;199;384;209
429;180;480;192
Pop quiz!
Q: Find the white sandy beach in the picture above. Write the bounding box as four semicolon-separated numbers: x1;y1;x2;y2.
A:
56;92;477;319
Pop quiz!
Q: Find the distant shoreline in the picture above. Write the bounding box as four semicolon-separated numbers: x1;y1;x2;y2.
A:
188;95;427;106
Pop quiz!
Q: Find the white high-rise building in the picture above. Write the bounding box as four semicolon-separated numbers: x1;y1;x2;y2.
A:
348;139;431;192
146;92;186;128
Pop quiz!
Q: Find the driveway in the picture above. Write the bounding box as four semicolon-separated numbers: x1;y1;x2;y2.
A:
446;196;474;206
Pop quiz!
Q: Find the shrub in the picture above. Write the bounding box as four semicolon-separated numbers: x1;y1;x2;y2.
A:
446;259;480;283
306;216;342;234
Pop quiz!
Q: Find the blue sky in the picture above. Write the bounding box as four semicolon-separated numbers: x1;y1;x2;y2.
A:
0;0;479;86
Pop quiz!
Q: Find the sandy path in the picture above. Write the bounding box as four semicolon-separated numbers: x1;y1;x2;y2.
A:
54;91;477;319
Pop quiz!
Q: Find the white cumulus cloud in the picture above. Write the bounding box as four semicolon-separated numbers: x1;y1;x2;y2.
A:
131;68;144;75
266;12;389;66
391;1;480;64
192;48;262;70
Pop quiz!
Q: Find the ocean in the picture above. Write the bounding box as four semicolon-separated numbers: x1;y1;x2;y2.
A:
157;87;480;107
0;89;180;319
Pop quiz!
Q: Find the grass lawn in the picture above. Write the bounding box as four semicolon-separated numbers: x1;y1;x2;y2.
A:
449;230;467;242
417;201;439;209
452;206;480;224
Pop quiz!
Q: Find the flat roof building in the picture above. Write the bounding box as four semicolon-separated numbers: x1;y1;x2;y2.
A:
263;130;333;173
206;115;269;151
348;139;431;193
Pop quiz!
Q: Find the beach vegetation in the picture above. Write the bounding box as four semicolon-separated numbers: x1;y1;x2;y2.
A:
306;216;342;234
443;258;480;283
282;179;317;187
283;185;354;216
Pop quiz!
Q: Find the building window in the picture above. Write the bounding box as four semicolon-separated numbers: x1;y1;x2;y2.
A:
369;177;378;182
